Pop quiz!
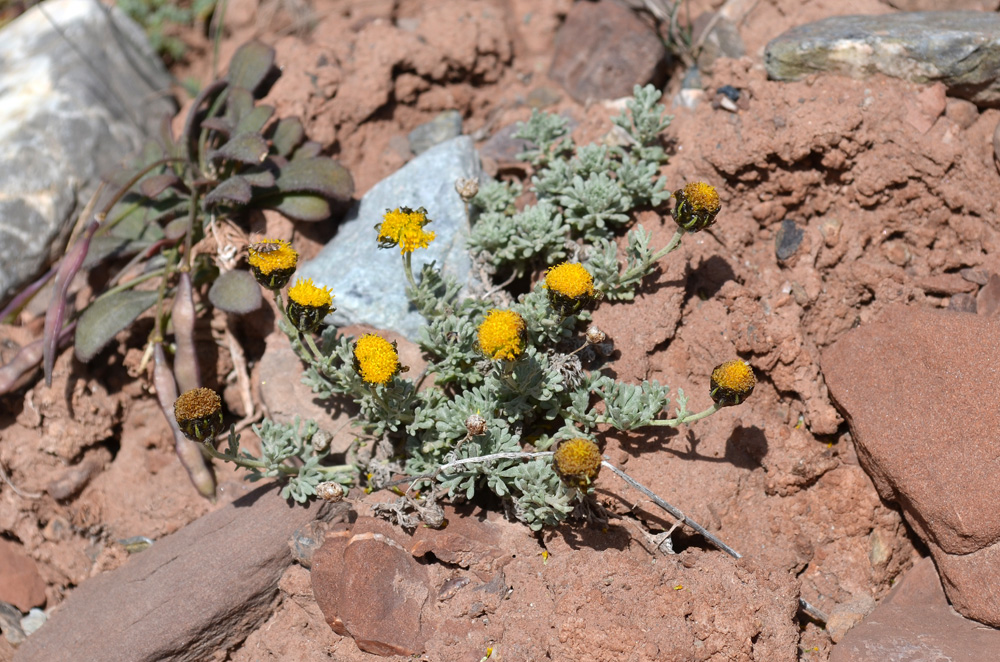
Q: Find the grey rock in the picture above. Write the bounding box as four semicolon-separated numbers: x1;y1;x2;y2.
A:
408;110;463;155
693;12;746;75
298;136;480;339
774;219;804;261
765;12;1000;107
0;0;173;306
14;484;345;662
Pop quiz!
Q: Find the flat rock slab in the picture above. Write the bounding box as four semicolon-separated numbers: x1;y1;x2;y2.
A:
0;0;173;304
298;136;480;340
549;0;669;104
831;557;1000;662
14;485;342;662
765;12;1000;107
0;539;45;612
823;304;1000;625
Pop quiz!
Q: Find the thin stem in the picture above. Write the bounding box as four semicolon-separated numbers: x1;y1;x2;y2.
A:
651;227;686;262
200;440;355;476
403;252;418;291
601;460;741;559
101;267;168;300
273;289;325;363
367;384;415;423
644;402;721;427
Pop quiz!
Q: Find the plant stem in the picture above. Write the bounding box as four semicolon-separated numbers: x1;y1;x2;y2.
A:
273;289;325;363
644;402;721;427
200;441;355;476
403;252;418;291
600;460;741;559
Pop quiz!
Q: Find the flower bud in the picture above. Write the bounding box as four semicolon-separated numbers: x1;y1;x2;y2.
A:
709;359;756;407
585;325;606;345
173;387;224;442
455;177;480;203
287;278;335;333
316;481;345;502
544;262;599;316
247;238;298;290
552;438;603;489
465;413;487;436
672;182;721;232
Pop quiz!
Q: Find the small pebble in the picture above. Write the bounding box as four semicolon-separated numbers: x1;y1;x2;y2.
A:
775;219;805;261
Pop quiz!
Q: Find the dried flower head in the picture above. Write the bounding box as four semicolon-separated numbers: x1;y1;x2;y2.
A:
672;182;721;232
287;278;335;333
710;359;756;407
376;207;436;254
585;325;606;345
544;262;599;316
455;177;480;203
464;413;487;436
173;387;224;442
353;333;401;386
477;309;527;361
552;438;602;488
247;238;298;289
316;481;345;502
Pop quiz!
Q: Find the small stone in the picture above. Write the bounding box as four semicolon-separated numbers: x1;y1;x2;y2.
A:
0;540;45;612
960;267;990;285
774;219;804;261
525;86;561;109
765;12;1000;107
831;557;1000;662
549;0;669;104
915;273;977;296
692;13;745;74
945;98;979;129
312;519;429;656
976;273;1000;316
948;292;977;313
993;117;1000;174
19;608;46;636
820;218;841;246
408;110;463;155
826;594;876;644
409;505;505;571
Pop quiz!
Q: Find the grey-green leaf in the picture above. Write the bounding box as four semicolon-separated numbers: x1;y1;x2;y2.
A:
271;117;304;157
235;104;274;136
209;133;269;165
227;40;275;94
205;176;253;205
275;157;354;200
208;270;262;314
266;193;331;222
75;290;160;362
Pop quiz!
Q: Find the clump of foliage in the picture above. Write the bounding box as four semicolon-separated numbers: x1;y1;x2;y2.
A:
195;85;752;541
116;0;217;62
0;41;353;499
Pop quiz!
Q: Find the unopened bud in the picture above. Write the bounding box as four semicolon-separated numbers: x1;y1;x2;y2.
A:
316;481;345;502
465;413;487;436
311;429;333;453
585;325;606;345
455;177;480;203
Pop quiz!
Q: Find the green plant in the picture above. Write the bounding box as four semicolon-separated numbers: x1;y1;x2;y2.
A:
0;41;353;499
196;86;757;544
116;0;217;62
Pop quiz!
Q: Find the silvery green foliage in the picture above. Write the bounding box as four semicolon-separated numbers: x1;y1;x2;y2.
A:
593;376;671;430
587;224;658;301
233;417;348;503
469;84;670;279
504;458;576;530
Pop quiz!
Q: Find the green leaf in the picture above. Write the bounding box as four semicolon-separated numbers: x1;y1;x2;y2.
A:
224;87;255;127
209;133;269;165
75;290;160;362
271;117;304;157
241;163;276;188
205;176;253;205
235;104;274;135
265;193;331;222
275;157;354;200
227;40;276;95
208;270;262;314
139;173;183;199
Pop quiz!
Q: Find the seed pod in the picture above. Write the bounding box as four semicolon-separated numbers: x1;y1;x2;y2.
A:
464;413;487;436
585;325;606;345
316;481;345;502
455;177;480;202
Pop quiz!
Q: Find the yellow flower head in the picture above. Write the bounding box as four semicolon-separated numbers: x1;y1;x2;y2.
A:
286;278;335;333
544;262;599;315
477;309;527;362
710;359;756;407
247;238;298;289
377;207;436;254
552;438;602;488
173;387;224;442
353;333;401;386
672;182;721;232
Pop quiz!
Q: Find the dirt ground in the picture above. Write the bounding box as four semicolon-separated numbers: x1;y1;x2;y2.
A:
2;0;999;660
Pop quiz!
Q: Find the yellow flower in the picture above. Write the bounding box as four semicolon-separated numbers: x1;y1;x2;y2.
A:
709;359;755;407
247;238;298;289
477;309;526;361
544;262;598;315
672;182;721;232
286;278;334;332
552;438;602;488
377;207;436;254
353;333;400;385
174;387;224;442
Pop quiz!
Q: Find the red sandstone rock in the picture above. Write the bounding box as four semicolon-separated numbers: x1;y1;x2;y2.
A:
0;539;45;612
823;304;1000;625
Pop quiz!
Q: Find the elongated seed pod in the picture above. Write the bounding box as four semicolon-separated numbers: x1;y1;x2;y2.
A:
43;222;98;385
171;271;201;393
0;322;76;395
153;342;216;500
